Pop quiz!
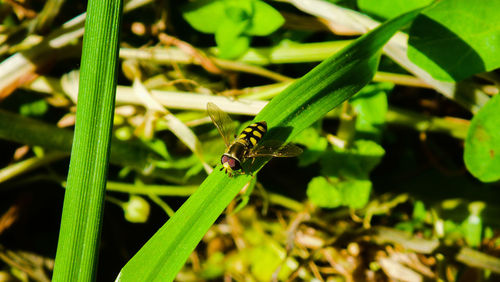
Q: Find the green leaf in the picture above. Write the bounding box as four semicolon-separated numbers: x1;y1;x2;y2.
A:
292;125;323;148
117;8;423;281
358;0;433;20
320;140;385;178
354;140;385;172
307;177;371;209
298;147;327;167
461;202;485;248
246;0;284;36
224;0;253;21
350;83;392;139
307;177;342;208
408;0;500;81
215;17;251;59
52;0;123;281
464;94;500;182
182;0;226;33
412;200;426;223
293;126;328;166
321;150;362;179
339;179;371;209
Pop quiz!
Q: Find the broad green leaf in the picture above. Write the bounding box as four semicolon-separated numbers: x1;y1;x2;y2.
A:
247;0;284;36
117;9;423;281
408;0;500;81
307;177;342;208
320;140;385;178
215;17;251;59
354;140;385;172
293;126;328;166
182;0;225;33
293;125;325;148
464;94;500;182
307;177;371;209
339;179;371;209
224;0;253;21
358;0;433;20
298;146;328;167
350;83;392;139
321;149;364;179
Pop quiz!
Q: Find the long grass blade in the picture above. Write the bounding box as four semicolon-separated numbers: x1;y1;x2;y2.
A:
52;0;123;280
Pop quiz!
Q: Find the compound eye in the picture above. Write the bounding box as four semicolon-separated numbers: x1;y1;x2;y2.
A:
227;158;237;169
221;155;229;165
230;158;242;170
221;155;241;171
222;155;237;169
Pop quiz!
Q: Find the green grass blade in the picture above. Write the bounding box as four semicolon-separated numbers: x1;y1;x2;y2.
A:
52;0;123;281
117;9;423;282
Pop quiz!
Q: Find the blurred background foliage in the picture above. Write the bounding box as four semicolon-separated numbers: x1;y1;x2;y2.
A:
0;0;499;281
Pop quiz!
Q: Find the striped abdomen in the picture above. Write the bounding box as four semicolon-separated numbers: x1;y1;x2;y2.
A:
237;121;267;149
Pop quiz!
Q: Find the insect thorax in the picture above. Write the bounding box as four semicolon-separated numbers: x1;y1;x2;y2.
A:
225;142;246;165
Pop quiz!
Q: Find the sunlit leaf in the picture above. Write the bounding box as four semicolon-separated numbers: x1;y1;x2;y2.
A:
293;126;328;166
320;140;385;178
464;94;500;182
339;179;371;209
408;0;500;81
358;0;433;19
216;17;251;59
247;0;284;35
307;177;342;208
182;0;225;33
350;83;392;140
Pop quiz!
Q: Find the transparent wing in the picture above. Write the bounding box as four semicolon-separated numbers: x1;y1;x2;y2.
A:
207;102;235;148
247;140;303;158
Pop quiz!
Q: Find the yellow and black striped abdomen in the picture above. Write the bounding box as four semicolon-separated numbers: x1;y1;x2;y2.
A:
237;121;267;149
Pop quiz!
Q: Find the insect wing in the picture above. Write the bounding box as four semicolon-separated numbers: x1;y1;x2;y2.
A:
207;102;235;147
247;140;303;158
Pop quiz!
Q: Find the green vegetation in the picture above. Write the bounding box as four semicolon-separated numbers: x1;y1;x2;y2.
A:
0;0;499;281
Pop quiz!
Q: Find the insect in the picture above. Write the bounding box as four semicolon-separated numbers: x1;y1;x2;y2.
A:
207;102;302;176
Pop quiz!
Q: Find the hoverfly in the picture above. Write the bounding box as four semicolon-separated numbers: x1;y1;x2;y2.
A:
207;102;302;176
